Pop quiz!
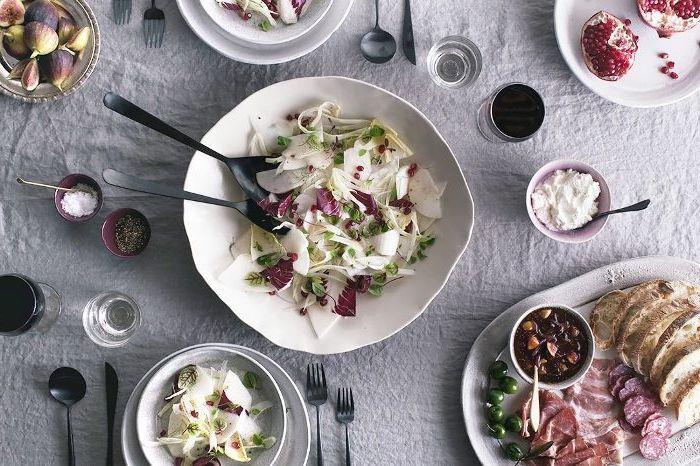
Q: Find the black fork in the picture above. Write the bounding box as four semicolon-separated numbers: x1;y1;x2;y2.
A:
306;363;328;466
143;0;165;48
336;387;355;466
112;0;132;25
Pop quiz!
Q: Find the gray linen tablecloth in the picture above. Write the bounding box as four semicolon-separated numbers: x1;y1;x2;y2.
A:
1;0;699;465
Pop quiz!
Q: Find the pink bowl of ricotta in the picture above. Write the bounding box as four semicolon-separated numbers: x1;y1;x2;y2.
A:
526;160;611;244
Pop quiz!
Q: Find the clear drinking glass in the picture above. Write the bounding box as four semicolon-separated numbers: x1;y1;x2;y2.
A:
477;83;545;143
427;36;482;89
0;274;61;336
82;291;141;347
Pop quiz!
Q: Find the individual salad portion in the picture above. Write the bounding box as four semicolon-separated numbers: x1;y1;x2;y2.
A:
215;0;314;31
154;363;276;465
218;102;444;338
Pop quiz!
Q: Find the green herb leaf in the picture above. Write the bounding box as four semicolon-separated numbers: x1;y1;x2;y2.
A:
253;241;263;252
333;152;344;165
177;365;198;389
309;277;326;297
252;433;265;446
384;262;398;276
368;126;385;138
372;272;387;285
245;272;269;287
250;408;261;416
359;149;367;157
524;441;554;459
256;252;282;267
242;371;260;390
323;231;335;241
277;136;291;147
347;248;356;258
259;20;271;31
368;284;383;296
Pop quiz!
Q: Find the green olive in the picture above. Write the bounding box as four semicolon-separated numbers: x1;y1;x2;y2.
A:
504;442;525;461
486;405;504;423
487;389;505;405
489;360;509;380
504;415;523;433
500;376;518;394
488;422;506;439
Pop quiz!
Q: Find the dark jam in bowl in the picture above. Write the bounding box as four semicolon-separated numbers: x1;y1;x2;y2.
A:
513;307;589;384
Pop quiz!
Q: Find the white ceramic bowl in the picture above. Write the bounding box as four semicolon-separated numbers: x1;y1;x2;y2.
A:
526;159;611;244
509;304;595;391
136;346;287;465
183;76;474;354
200;0;333;45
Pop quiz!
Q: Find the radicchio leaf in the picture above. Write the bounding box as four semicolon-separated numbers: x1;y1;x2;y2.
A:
352;275;371;293
351;190;378;216
277;193;293;217
261;258;294;289
218;391;244;415
316;188;341;216
258;193;293;218
389;196;414;210
334;282;357;317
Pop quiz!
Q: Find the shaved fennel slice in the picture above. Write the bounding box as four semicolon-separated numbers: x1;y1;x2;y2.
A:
250;225;285;261
219;254;275;293
371;230;400;256
307;271;344;337
281;227;310;275
256;168;305;194
225;432;251;462
408;168;443;219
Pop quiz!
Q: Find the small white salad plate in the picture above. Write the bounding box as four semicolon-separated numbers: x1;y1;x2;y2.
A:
136;347;287;465
122;344;310;466
462;256;700;466
554;0;700;107
183;76;474;354
200;0;333;46
177;0;353;64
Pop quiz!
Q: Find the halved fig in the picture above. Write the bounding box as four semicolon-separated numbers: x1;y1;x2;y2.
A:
637;0;700;37
581;11;639;81
0;0;25;27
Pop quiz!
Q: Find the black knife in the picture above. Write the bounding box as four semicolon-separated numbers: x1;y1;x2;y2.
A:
402;0;416;65
105;362;118;466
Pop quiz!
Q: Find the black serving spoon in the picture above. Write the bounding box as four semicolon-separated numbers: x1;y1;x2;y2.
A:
102;92;271;203
102;169;286;233
49;367;87;466
360;0;397;64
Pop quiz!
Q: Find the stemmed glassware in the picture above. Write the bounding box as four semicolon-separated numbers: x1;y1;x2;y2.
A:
0;274;61;336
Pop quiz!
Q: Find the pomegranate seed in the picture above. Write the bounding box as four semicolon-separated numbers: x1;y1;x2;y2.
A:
299;308;307;316
232;441;241;449
658;53;669;59
344;220;354;229
403;207;411;215
409;163;418;170
666;61;675;68
268;290;276;295
353;173;360;180
191;410;198;418
669;72;679;79
289;252;298;262
378;144;386;153
286;114;294;121
623;18;631;26
310;205;318;212
356;165;364;171
319;297;328;306
160;430;166;437
206;401;214;406
307;165;315;173
661;66;669;74
407;168;416;177
295;218;303;227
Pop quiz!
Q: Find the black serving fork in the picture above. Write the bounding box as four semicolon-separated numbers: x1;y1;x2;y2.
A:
113;0;132;25
336;387;355;466
306;363;328;466
102;92;272;203
143;0;165;48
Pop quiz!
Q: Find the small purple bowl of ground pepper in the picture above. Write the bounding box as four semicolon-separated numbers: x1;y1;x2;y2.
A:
101;208;151;258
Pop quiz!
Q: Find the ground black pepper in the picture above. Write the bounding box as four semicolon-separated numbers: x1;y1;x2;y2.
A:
115;214;148;254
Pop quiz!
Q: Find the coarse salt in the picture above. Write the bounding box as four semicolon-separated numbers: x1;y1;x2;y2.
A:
61;183;98;217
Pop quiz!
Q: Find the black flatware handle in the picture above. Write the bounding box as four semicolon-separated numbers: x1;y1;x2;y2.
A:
402;0;416;65
67;407;75;466
105;363;118;466
595;199;651;220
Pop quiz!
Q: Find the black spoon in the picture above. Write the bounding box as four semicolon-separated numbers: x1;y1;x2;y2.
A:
576;199;651;230
102;169;286;233
360;0;396;63
102;92;271;203
49;367;87;466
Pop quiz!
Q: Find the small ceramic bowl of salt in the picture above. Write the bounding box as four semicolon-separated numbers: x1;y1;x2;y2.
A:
54;174;103;223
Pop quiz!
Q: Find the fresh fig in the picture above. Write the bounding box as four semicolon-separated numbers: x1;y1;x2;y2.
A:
21;58;39;91
0;0;25;27
3;24;29;59
24;21;59;58
57;16;76;44
7;58;30;79
24;0;59;30
64;26;90;53
39;48;74;90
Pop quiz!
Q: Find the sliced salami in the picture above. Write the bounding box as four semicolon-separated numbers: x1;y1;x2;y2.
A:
611;373;635;399
618;416;636;433
608;363;634;389
624;395;661;427
618;377;656;403
639;433;669;460
641;413;672;438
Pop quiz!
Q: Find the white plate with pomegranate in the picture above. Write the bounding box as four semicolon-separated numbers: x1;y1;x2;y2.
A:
554;0;700;107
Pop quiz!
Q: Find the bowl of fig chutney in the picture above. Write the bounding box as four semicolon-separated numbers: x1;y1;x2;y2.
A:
509;304;595;390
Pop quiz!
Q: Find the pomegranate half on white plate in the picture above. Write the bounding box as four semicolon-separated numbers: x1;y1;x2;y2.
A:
581;11;639;81
637;0;700;37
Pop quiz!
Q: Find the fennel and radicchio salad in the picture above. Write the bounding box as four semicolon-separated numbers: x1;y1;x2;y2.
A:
155;364;276;465
219;102;444;337
215;0;313;31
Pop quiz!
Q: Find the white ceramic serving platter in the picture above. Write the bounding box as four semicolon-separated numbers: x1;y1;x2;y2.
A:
182;76;474;354
136;347;287;465
200;0;333;45
554;0;700;107
176;0;353;64
462;256;700;465
121;344;310;466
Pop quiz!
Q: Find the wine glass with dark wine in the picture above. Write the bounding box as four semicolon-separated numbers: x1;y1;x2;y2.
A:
477;83;545;143
0;274;61;336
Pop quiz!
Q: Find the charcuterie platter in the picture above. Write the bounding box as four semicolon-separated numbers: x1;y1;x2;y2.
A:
462;256;700;465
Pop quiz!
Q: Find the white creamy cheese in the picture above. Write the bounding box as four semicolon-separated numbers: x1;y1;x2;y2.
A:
531;169;601;231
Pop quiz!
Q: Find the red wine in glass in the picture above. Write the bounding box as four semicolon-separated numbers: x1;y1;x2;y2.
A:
0;274;60;335
478;83;545;143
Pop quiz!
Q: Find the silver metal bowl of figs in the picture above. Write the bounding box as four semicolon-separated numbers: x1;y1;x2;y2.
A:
0;0;100;103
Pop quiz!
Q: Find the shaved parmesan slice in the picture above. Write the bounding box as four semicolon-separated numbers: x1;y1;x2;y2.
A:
256;168;305;194
218;254;275;294
281;228;310;275
371;230;400;256
415;197;442;219
250;225;285;261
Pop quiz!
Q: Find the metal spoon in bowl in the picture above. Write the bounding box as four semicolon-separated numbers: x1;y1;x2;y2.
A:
577;199;651;229
361;0;397;64
49;367;87;466
17;178;79;193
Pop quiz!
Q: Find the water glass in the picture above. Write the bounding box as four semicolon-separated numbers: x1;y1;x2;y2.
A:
427;36;482;89
82;291;141;347
477;83;545;143
0;274;61;336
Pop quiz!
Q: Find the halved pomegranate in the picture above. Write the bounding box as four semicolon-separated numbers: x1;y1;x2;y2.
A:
581;11;639;81
637;0;700;37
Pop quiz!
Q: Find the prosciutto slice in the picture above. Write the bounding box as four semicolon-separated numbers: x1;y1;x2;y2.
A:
565;359;620;438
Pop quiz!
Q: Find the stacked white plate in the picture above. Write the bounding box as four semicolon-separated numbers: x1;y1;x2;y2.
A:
176;0;355;64
121;344;310;465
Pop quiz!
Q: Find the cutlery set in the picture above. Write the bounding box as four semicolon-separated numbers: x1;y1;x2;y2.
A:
306;363;355;465
361;0;415;64
112;0;165;48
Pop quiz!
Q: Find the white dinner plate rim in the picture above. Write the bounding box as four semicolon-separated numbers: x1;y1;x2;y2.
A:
182;76;475;354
